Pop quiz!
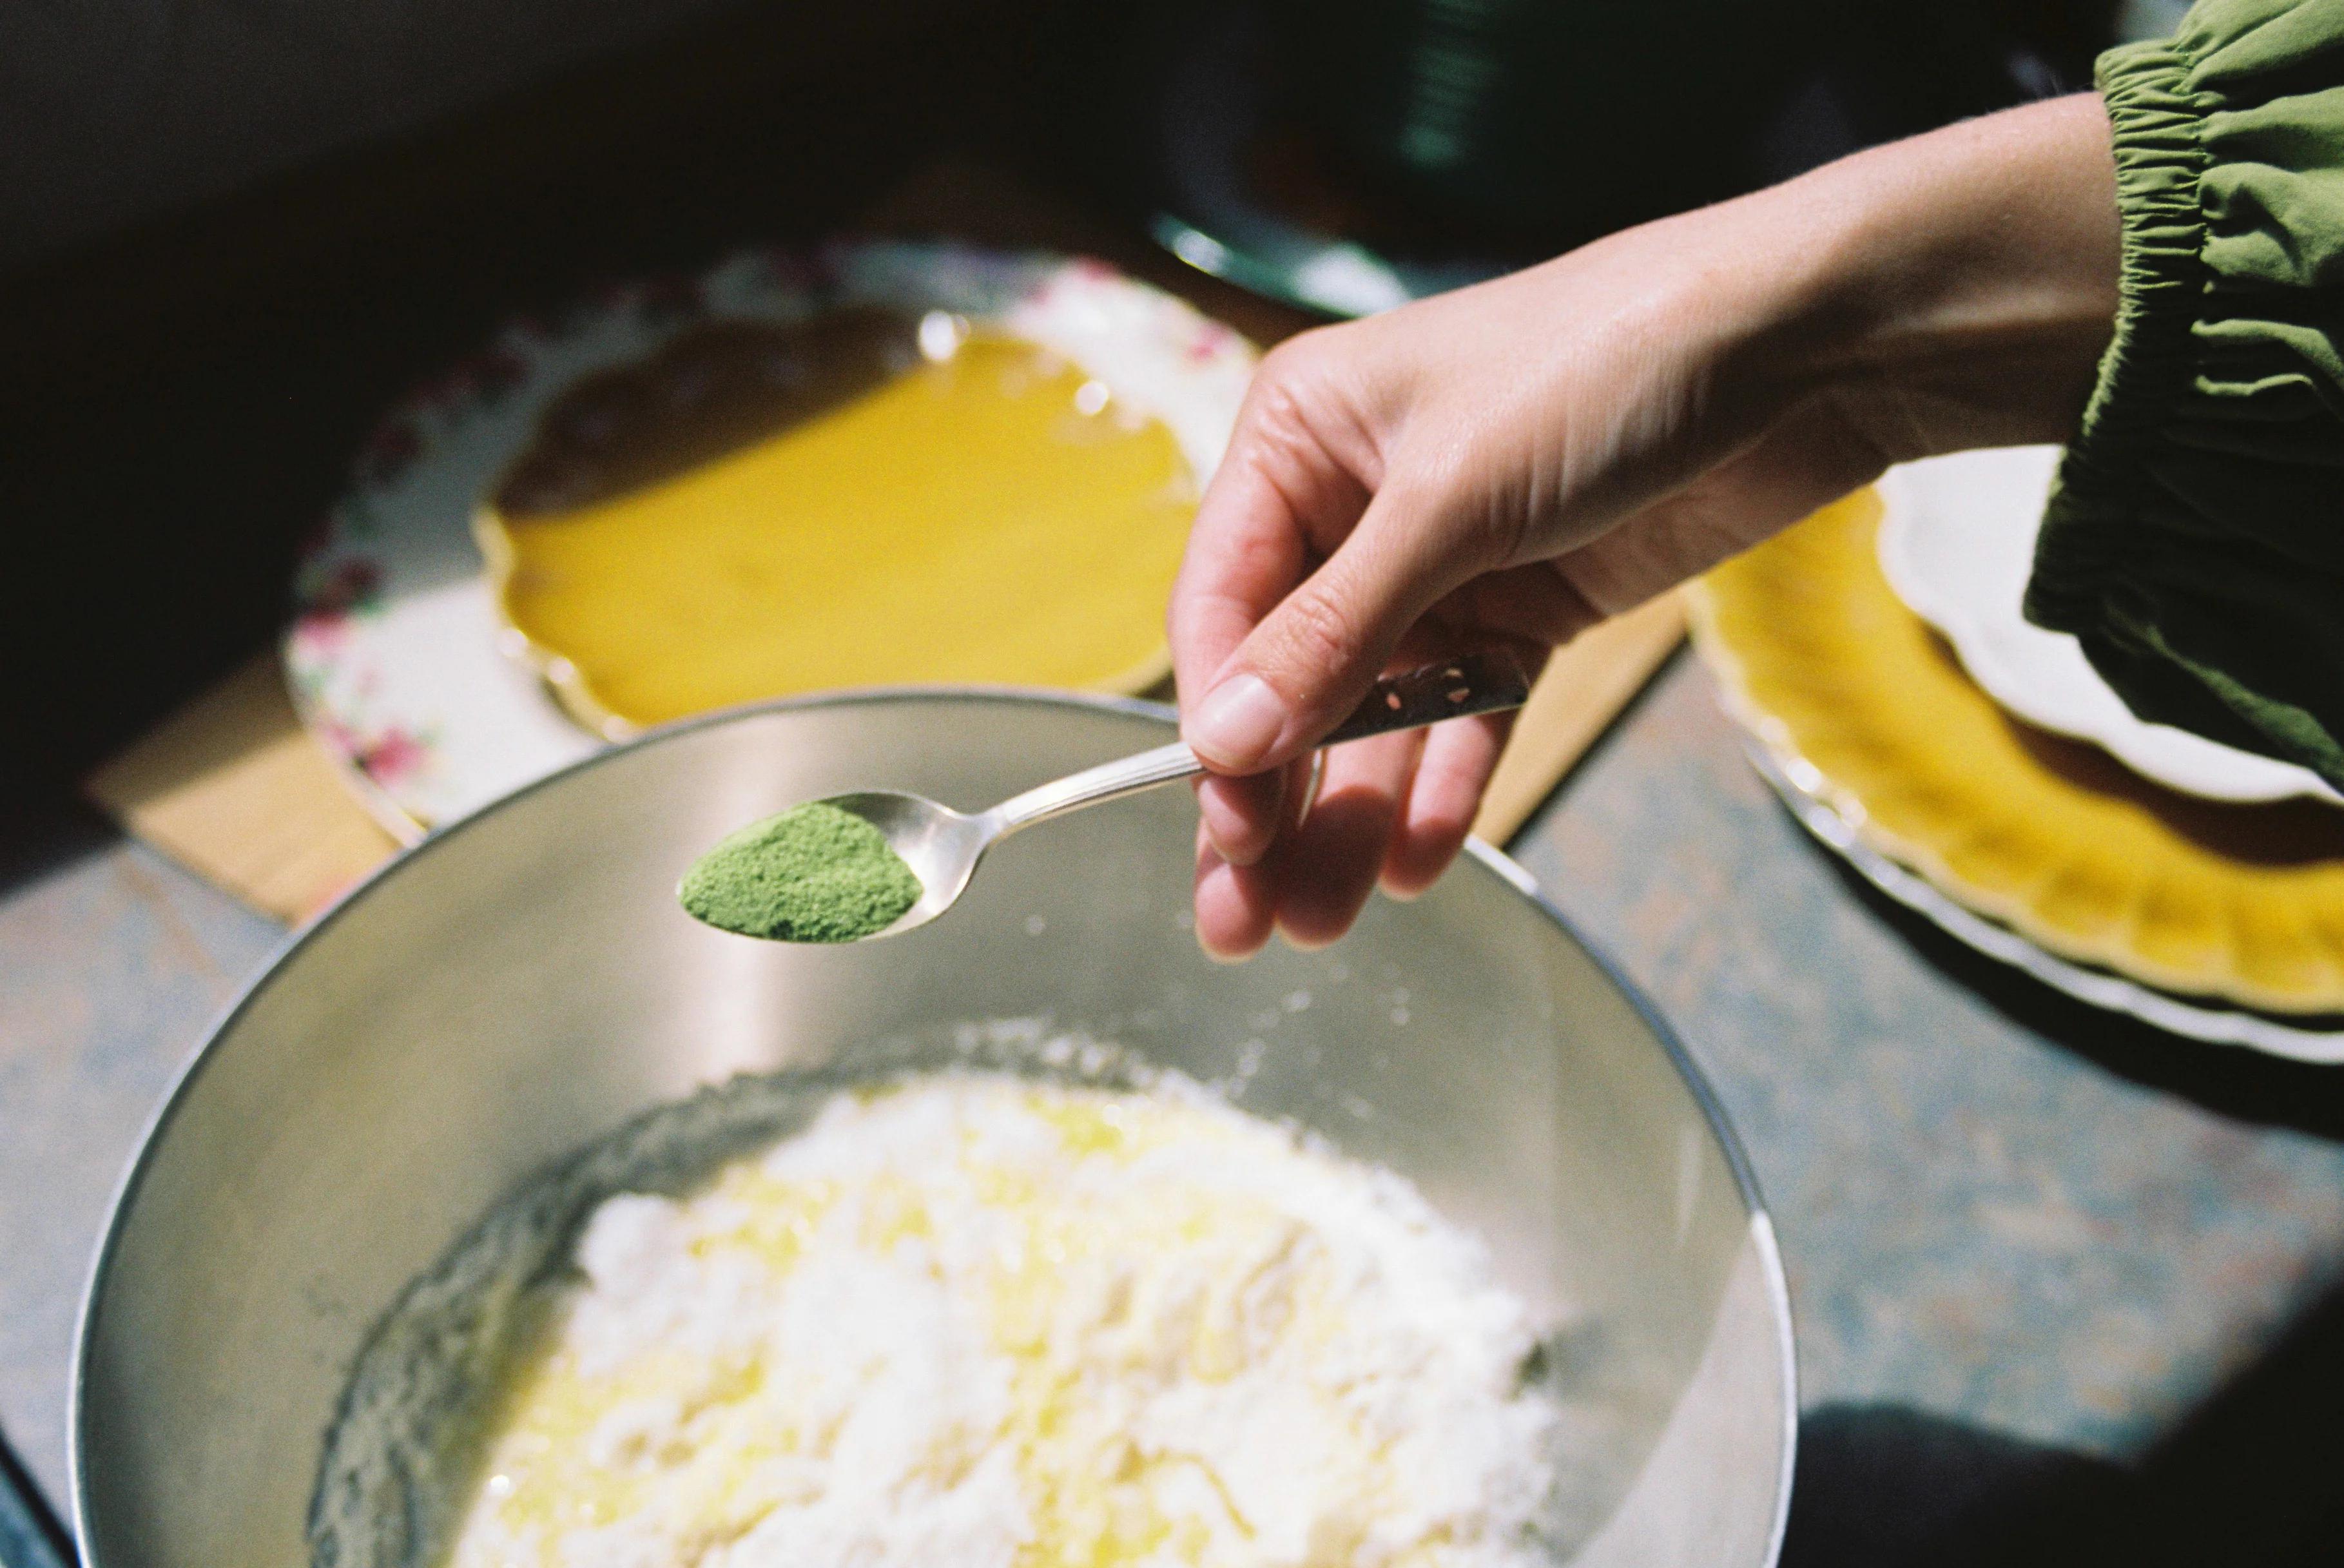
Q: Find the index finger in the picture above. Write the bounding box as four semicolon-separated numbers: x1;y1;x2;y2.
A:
1169;454;1317;861
1168;345;1377;709
1169;453;1324;710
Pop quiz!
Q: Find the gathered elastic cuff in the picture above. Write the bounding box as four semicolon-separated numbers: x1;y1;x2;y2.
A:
2022;1;2344;789
2024;40;2213;638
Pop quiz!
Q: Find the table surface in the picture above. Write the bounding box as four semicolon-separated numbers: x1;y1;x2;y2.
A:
10;653;2344;1564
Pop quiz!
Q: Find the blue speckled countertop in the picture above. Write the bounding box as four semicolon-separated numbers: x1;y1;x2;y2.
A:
8;654;2344;1562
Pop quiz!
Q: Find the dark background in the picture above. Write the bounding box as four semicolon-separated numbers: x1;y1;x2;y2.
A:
1;0;2116;787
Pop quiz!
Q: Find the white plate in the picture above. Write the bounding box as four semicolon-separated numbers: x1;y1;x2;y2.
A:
1875;447;2339;807
284;242;1258;837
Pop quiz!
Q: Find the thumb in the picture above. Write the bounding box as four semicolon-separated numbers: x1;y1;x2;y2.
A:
1184;492;1466;775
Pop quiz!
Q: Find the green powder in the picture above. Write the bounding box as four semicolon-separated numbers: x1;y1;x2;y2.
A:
679;802;922;942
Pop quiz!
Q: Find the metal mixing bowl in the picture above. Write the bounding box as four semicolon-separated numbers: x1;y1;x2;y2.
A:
73;691;1795;1568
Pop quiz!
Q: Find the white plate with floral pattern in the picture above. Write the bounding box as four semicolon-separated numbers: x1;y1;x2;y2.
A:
1875;445;2340;808
284;242;1258;838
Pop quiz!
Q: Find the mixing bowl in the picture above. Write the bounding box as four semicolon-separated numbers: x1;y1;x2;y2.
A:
73;691;1795;1568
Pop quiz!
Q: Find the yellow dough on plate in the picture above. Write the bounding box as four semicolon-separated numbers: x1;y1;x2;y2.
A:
479;312;1199;735
1689;490;2344;1014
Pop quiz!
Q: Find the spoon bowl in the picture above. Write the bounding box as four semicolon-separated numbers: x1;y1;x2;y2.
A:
815;790;996;938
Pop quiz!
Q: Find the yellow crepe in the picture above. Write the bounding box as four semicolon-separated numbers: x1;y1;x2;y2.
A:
480;313;1197;733
1690;489;2344;1014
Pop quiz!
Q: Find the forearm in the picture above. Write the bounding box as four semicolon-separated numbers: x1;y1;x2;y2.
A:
1754;93;2124;460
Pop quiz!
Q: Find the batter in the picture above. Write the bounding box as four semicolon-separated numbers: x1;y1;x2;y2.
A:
444;1074;1564;1568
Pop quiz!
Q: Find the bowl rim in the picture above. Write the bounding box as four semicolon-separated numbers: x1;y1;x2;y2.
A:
71;683;1796;1568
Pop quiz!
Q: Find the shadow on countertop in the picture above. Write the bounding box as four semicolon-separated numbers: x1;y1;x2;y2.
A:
0;766;117;904
1777;824;2344;1562
1784;1404;2144;1567
0;1423;72;1568
1788;1277;2344;1565
1808;837;2344;1145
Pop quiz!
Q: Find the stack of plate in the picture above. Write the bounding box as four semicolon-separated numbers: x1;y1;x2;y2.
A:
282;241;1256;840
1689;447;2344;1060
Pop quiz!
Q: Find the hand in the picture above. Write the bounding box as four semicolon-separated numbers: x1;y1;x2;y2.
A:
1169;93;2121;958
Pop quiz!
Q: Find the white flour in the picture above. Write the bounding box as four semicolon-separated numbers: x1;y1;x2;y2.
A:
444;1072;1565;1568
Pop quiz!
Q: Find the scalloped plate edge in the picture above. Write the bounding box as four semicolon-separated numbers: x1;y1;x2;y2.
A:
1687;581;2344;1060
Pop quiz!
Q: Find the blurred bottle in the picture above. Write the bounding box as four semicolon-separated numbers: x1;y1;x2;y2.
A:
1264;0;1782;250
1254;0;2118;247
1041;0;2118;311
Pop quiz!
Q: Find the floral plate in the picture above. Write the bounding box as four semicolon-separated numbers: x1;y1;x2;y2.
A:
286;242;1257;837
1689;489;2344;1052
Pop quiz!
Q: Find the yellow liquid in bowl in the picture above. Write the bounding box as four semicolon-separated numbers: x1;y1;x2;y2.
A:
484;316;1199;731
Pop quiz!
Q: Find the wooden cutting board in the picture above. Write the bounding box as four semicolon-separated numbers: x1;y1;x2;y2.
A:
83;159;1685;921
85;653;407;922
1473;591;1685;842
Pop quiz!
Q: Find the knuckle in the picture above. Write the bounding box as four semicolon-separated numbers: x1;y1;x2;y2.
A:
1230;359;1333;494
1268;586;1363;685
1257;325;1337;386
1246;327;1358;424
1245;375;1315;462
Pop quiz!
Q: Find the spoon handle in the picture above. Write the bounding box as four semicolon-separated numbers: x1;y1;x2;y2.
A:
1321;649;1533;744
992;738;1205;834
991;650;1533;836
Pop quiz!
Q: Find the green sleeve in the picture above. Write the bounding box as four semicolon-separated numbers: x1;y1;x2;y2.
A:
2022;0;2344;787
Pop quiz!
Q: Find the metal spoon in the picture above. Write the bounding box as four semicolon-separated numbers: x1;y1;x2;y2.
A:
721;650;1532;942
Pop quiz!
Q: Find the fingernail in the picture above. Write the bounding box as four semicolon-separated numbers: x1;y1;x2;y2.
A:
1188;674;1287;770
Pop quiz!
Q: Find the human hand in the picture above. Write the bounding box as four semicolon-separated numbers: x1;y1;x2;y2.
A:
1170;93;2121;958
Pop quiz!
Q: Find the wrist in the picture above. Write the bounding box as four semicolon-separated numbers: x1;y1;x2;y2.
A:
1750;94;2123;459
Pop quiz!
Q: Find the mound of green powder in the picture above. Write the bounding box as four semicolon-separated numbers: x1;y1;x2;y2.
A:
679;802;923;942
